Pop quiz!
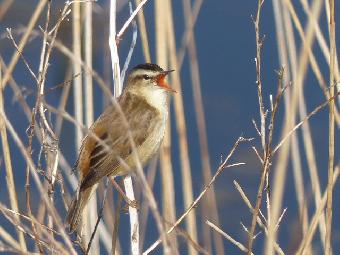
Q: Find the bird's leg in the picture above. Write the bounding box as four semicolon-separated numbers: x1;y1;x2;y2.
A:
110;177;139;210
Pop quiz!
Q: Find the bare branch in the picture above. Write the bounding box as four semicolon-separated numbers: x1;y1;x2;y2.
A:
143;137;250;254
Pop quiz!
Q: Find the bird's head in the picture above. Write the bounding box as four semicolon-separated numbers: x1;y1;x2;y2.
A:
126;63;176;93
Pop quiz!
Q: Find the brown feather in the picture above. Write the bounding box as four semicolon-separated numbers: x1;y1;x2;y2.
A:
77;92;160;191
66;185;97;232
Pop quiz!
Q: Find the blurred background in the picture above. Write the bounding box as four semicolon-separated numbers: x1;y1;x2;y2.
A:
0;0;339;254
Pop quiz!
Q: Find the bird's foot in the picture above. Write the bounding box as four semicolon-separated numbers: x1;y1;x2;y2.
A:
122;199;140;212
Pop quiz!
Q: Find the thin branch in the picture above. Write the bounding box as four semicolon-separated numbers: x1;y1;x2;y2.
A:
252;146;263;163
234;181;267;226
171;223;209;255
247;67;285;254
143;137;249;254
273;91;340;154
0;204;60;236
1;0;48;89
206;220;253;255
233;181;285;255
86;179;109;255
6;28;38;82
116;0;150;41
253;0;266;153
120;3;138;84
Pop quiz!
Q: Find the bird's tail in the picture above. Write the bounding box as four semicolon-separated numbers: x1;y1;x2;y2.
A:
66;186;96;232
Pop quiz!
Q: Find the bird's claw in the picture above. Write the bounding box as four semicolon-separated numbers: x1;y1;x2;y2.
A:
122;199;140;212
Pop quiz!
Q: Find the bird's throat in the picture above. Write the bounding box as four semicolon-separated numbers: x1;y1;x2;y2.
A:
129;87;168;114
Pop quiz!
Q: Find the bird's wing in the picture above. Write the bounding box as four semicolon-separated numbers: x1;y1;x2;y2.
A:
78;94;159;191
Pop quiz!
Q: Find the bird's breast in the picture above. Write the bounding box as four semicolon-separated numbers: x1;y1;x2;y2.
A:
136;109;167;165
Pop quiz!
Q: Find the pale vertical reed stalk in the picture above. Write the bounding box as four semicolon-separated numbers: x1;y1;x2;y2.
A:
286;0;340;129
160;121;178;253
84;1;99;254
286;0;340;131
286;2;332;251
325;0;335;254
164;0;199;254
300;0;340;125
109;1;139;254
37;1;53;238
0;0;14;20
139;157;158;249
300;0;339;82
72;0;86;246
103;2;112;108
296;166;339;254
285;3;315;251
155;0;178;253
72;0;83;153
282;0;330;248
134;0;151;62
266;1;324;254
1;0;47;90
284;0;327;90
0;66;27;251
282;3;324;251
155;0;166;70
324;1;340;86
274;0;310;249
182;0;224;254
111;188;123;255
110;0;121;93
177;0;204;70
84;0;94;126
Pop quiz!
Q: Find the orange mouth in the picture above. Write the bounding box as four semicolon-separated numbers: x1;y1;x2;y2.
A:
156;70;176;93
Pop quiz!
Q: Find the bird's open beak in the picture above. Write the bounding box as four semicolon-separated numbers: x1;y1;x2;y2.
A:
156;70;176;93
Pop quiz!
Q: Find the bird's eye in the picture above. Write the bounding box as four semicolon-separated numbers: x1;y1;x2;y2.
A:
142;75;151;80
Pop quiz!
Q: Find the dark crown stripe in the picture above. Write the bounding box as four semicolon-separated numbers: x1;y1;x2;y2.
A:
132;63;164;72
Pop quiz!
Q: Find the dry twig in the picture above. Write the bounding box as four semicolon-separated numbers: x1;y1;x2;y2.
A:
144;137;249;254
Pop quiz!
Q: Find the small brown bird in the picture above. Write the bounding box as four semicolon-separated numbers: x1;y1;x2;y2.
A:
66;63;175;232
